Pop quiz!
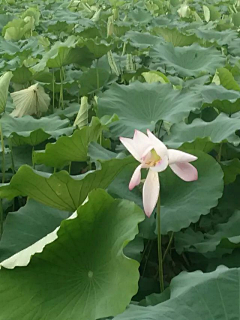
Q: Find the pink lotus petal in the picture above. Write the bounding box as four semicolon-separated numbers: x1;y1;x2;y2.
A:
143;170;160;217
141;145;155;161
150;155;169;172
147;129;168;158
133;130;152;158
170;162;198;181
129;164;142;190
119;137;141;161
168;149;197;165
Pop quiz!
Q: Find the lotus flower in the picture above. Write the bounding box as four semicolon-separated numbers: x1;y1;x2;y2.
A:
120;130;198;217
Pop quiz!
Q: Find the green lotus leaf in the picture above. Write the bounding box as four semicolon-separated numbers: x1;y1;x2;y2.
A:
31;36;78;72
142;70;169;84
0;144;32;171
47;21;74;34
88;142;118;162
160;151;223;234
80;38;114;59
152;27;199;47
221;159;240;184
11;65;32;84
0;199;69;262
232;12;240;27
139;289;170;306
164;113;240;152
14;37;42;59
0;37;22;56
108;161;142;208
150;43;225;77
122;31;162;49
213;67;240;91
2;18;32;41
47;46;92;68
33;117;102;168
199;84;240;114
218;177;240;214
52;103;79;119
207;249;240;271
47;7;95;28
98;81;202;137
0;156;134;211
192;25;238;45
0;189;144;320
21;7;40;26
0;71;12;114
78;67;113;95
203;4;220;21
175;210;240;254
1;114;72;146
129;8;152;23
114;266;240;320
0;14;14;31
228;38;240;56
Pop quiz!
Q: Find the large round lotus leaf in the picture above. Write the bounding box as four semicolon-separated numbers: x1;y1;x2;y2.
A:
78;67;113;95
0;199;69;262
0;157;134;211
150;43;225;77
228;37;240;56
152;27;198;47
0;145;32;172
81;38;114;59
164;113;240;152
129;8;152;23
221;158;240;184
214;68;240;91
1;114;72;146
0;189;144;320
122;31;163;49
192;26;238;45
114;266;240;320
11;66;32;84
199;84;240;114
33;117;102;168
98;81;202;137
46;8;94;26
31;36;77;72
160;151;224;234
199;84;240;103
175;210;240;254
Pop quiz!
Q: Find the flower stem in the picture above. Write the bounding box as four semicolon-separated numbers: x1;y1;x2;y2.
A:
32;146;35;169
0;124;5;239
0;199;3;239
157;194;164;293
59;67;64;109
0;124;5;183
96;59;100;91
52;69;55;113
163;231;174;262
217;142;222;162
8;138;15;174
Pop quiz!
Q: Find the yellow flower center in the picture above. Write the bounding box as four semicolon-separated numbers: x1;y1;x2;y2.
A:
145;149;161;167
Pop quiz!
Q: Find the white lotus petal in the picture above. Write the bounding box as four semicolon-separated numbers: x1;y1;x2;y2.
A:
168;149;197;164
